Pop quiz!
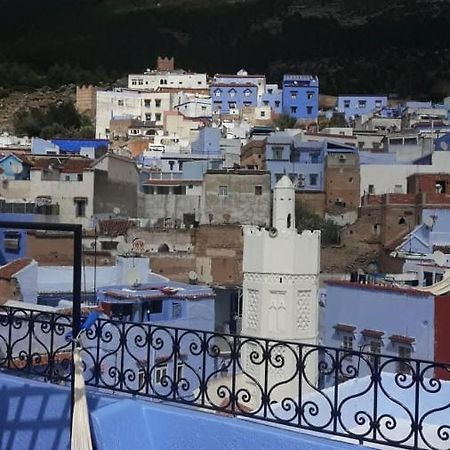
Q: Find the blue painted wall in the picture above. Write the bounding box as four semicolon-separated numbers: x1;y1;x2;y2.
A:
260;84;282;113
210;84;258;114
337;96;388;120
320;282;435;385
191;127;221;155
0;213;36;264
282;75;319;120
0;373;363;450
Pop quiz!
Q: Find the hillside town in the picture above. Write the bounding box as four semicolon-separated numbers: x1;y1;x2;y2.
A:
1;56;450;450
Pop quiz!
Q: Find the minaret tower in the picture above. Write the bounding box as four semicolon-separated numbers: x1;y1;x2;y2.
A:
241;175;320;403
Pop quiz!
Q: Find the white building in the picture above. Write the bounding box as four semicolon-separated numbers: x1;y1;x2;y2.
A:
360;151;450;198
128;70;208;91
96;89;172;138
241;176;321;403
172;92;212;118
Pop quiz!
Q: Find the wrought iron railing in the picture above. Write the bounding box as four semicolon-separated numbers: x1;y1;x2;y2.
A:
0;304;449;450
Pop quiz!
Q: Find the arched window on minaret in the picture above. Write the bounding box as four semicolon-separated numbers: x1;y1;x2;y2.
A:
287;213;291;229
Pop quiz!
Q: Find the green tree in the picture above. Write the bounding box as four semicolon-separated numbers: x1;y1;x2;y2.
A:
295;201;341;247
272;114;297;130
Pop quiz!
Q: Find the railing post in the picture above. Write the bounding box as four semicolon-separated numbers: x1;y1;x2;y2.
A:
70;224;83;438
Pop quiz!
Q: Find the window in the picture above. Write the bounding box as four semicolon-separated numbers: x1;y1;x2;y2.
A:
397;346;412;374
214;89;221;97
173;186;186;195
436;181;446;194
268;88;273;94
310;152;319;163
272;148;283;160
145;113;152;121
155;113;161;121
229;89;236;97
368;184;375;194
155;363;167;385
369;339;382;364
74;198;87;217
342;334;353;351
306;106;313;115
358;100;367;109
254;185;262;196
244;89;252;97
263;101;269;106
307;91;315;100
343;100;351;108
291;91;298;99
77;173;83;182
144;99;151;107
147;300;163;314
155;99;162;107
375;100;382;108
117;99;124;106
168;160;175;171
3;231;20;253
229;102;237;109
138;79;143;85
65;175;70;181
309;174;318;186
131;79;137;86
156;186;170;195
275;101;280;108
290;106;297;114
172;302;182;319
260;111;266;117
218;185;228;197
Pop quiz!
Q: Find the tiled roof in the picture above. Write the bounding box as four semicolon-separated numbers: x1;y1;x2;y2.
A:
0;258;33;280
361;329;384;339
334;323;356;333
389;334;415;345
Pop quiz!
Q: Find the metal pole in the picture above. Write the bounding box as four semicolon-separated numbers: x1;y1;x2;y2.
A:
70;224;83;437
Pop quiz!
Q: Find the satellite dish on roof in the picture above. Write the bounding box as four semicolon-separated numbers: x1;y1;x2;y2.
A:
117;242;132;255
10;163;22;174
433;251;447;267
188;271;198;285
424;216;434;228
440;141;448;151
113;207;121;216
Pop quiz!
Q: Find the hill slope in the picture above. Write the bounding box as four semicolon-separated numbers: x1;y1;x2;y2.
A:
0;0;449;98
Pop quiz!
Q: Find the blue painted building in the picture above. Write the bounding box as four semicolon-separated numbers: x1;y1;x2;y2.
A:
320;281;436;385
260;84;282;114
282;75;319;120
191;127;221;155
337;95;388;120
210;83;258;114
265;133;356;189
94;279;215;398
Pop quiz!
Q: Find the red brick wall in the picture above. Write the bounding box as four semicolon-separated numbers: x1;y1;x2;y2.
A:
434;295;450;380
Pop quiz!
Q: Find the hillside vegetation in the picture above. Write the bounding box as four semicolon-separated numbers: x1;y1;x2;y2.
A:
0;0;449;98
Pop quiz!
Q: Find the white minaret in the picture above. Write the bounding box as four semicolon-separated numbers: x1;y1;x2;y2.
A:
241;175;320;404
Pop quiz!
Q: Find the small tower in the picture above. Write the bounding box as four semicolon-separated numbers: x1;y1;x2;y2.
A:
241;175;320;404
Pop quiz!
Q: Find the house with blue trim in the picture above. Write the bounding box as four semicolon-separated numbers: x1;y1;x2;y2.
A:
337;95;388;120
265;132;357;190
282;75;319;120
210;83;258;115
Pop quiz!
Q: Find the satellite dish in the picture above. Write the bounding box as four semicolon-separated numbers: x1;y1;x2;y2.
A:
11;163;22;174
113;207;121;216
432;251;447;267
424;216;434;228
188;271;198;284
117;242;132;255
440;141;448;151
125;268;142;286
